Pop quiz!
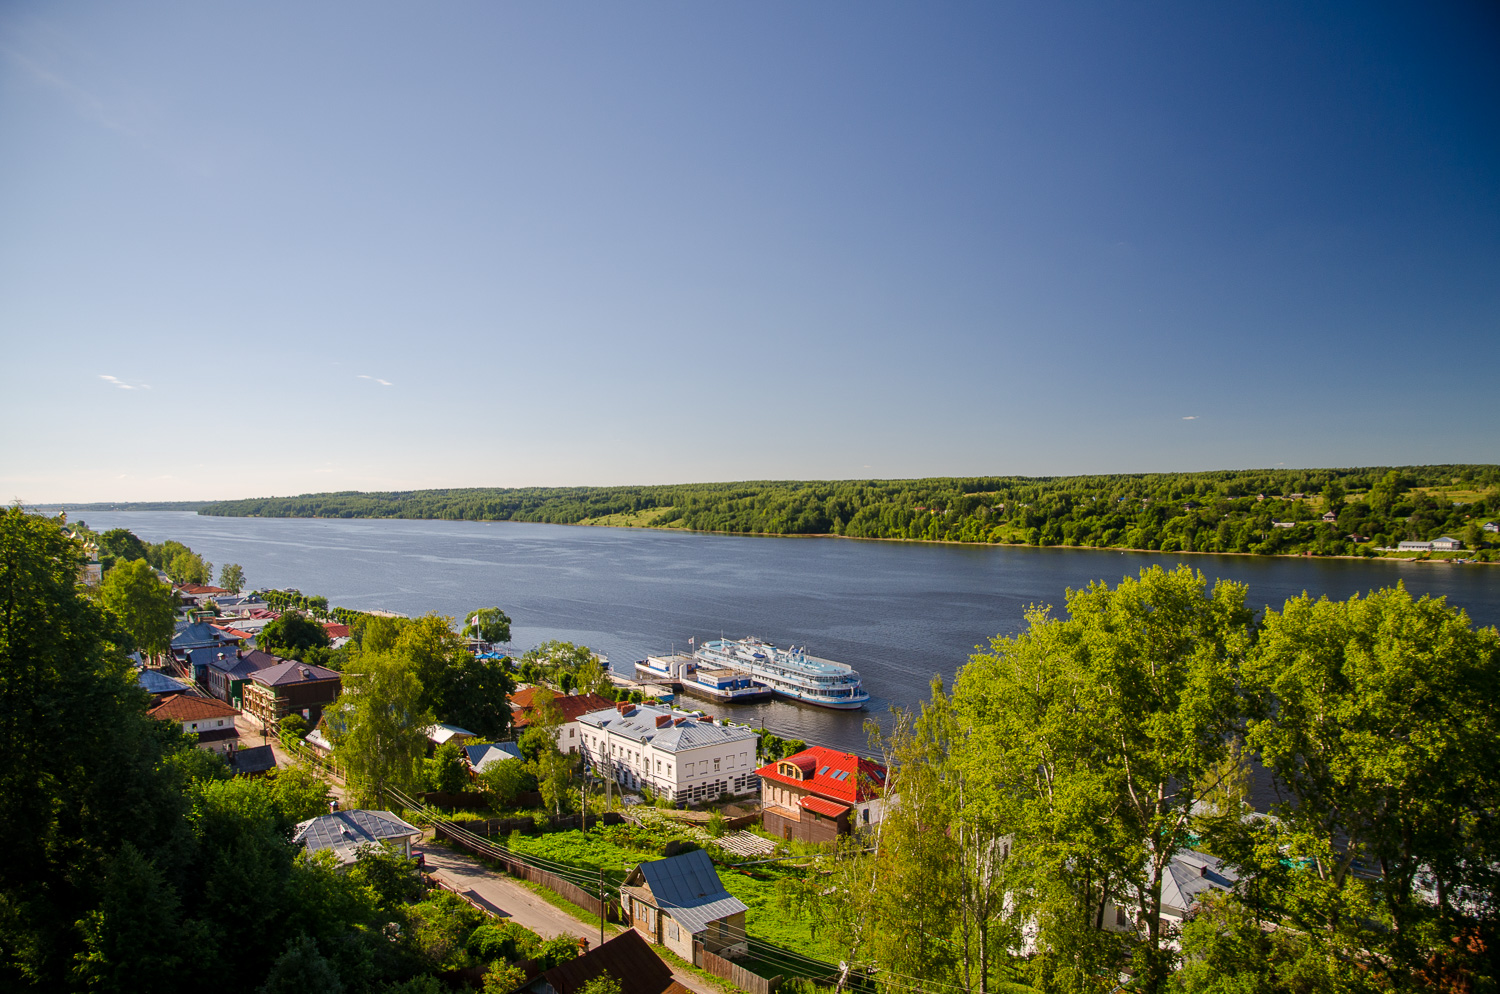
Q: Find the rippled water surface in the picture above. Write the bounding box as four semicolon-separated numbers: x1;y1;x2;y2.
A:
79;511;1500;757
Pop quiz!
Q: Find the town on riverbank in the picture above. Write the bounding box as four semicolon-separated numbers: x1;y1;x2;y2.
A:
6;506;1499;994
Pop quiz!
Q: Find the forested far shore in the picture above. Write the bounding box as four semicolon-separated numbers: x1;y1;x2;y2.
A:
198;466;1500;559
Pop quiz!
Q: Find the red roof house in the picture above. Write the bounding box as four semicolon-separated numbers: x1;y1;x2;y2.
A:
756;745;887;844
149;693;242;755
509;689;618;753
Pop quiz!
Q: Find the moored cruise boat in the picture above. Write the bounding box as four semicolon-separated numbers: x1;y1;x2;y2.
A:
693;637;870;710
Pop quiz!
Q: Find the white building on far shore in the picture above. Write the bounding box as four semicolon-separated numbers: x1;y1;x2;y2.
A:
577;702;760;805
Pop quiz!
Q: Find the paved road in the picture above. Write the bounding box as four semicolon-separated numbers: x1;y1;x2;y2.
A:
413;838;725;994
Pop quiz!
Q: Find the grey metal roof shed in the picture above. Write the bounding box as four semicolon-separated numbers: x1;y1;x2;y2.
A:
624;849;748;937
293;809;421;865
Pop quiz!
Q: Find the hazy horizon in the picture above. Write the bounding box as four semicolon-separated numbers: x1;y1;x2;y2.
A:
4;2;1498;504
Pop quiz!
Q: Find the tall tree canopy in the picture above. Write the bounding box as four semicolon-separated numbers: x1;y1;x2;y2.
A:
258;610;331;661
1241;585;1500;988
463;607;512;645
332;650;431;807
98;557;176;658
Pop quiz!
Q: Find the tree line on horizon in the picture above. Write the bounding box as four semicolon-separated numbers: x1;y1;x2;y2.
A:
198;465;1500;559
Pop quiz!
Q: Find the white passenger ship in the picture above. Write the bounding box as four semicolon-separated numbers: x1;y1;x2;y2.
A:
693;637;869;710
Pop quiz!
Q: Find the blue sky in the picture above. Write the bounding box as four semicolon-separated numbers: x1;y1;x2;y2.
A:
2;2;1497;502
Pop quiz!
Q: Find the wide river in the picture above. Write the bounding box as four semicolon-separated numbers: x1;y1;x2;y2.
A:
79;512;1500;757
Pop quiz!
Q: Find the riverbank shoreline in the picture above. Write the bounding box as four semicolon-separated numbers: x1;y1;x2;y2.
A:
543;517;1500;567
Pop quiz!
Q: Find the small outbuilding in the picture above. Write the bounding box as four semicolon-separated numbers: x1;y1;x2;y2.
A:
620;849;748;963
463;741;523;774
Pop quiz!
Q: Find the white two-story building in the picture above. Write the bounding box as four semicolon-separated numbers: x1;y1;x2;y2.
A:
577;702;761;805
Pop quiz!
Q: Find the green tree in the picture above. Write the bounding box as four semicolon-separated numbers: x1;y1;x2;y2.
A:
219;563;246;594
99;557;177;658
1245;585;1500;987
167;549;212;585
577;975;623;994
432;651;514;741
423;740;471;795
258;934;343;994
279;713;308;751
463;607;512;645
97;527;149;569
259;611;332;661
0;508;191;987
957;565;1253;994
479;756;534;806
484;963;530;994
333;651;432;807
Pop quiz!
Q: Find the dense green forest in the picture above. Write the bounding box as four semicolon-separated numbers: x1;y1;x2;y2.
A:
201;466;1500;559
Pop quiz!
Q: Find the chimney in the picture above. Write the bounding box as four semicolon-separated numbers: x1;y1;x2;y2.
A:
616;702;631;714
655;715;672;728
1199;864;1208;878
698;714;713;722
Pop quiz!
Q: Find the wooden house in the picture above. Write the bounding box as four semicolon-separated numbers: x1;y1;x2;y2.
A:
241;659;341;729
620;850;748;963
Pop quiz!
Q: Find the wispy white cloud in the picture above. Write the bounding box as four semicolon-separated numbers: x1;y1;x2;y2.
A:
1181;415;1198;420
357;374;393;387
100;374;150;390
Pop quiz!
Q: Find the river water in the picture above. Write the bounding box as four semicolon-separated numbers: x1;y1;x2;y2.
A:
77;511;1500;758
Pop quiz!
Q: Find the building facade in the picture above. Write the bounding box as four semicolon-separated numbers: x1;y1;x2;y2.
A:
756;746;888;844
242;659;342;728
577;702;760;804
148;693;242;755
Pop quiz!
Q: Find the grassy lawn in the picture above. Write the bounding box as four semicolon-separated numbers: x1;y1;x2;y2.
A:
502;825;839;966
578;508;678;528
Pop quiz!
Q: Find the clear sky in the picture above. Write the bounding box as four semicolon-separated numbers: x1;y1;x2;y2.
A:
2;2;1497;503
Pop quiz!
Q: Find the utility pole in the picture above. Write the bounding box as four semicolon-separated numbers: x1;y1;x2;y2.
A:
599;865;606;948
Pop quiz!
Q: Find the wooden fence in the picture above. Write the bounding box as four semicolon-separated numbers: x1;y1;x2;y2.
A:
695;941;782;994
434;822;623;924
454;811;626;836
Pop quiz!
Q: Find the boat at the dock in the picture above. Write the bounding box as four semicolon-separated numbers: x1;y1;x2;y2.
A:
635;652;772;703
693;637;869;710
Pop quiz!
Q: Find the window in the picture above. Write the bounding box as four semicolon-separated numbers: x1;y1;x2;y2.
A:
669;920;679;940
667;765;672;777
570;728;575;738
216;719;224;727
1115;906;1128;927
717;921;728;940
714;758;720;772
862;808;870;824
818;766;829;776
740;752;747;764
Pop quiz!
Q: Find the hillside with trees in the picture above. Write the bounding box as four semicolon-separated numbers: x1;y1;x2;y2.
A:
200;465;1500;559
